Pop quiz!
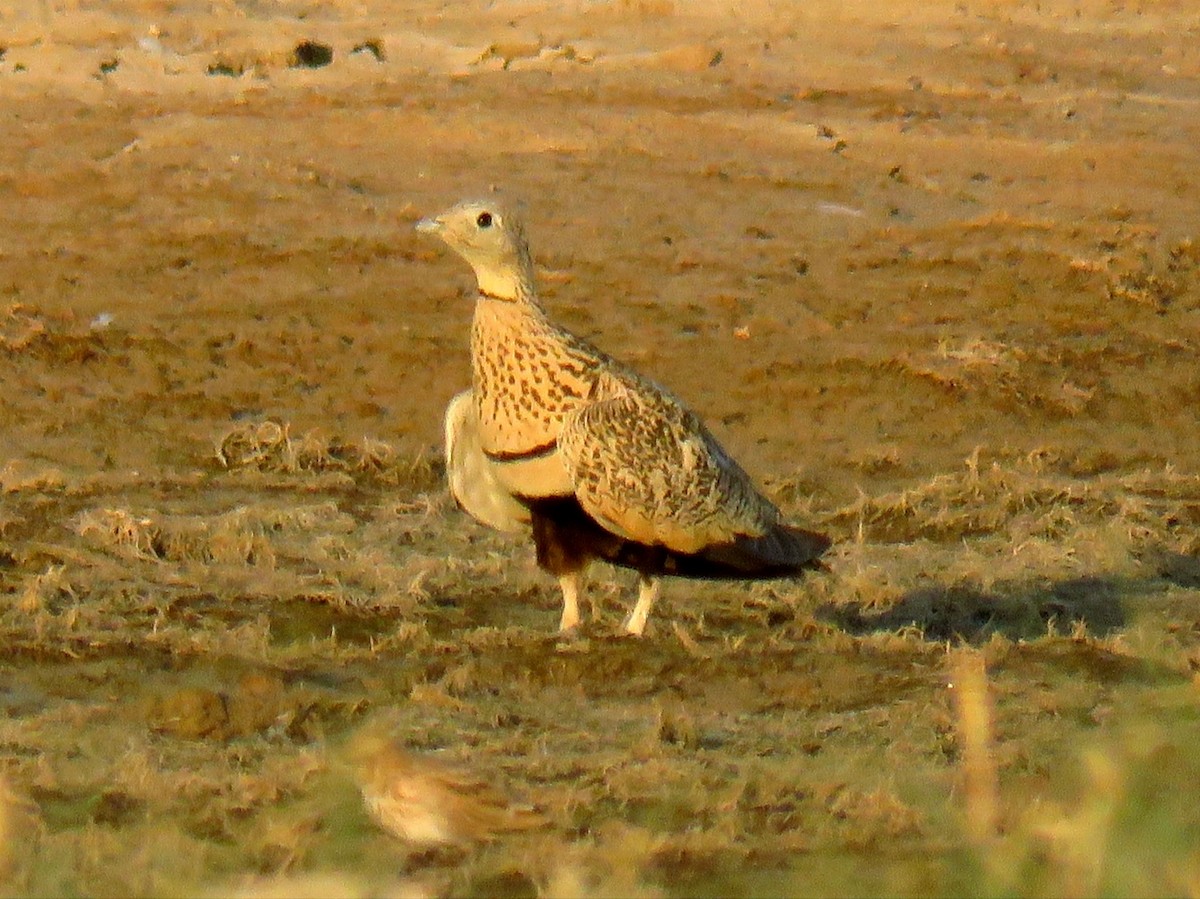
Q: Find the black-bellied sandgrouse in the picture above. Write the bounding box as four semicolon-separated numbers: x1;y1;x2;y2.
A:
418;198;829;636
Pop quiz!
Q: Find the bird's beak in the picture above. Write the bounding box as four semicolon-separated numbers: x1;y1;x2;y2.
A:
415;216;442;235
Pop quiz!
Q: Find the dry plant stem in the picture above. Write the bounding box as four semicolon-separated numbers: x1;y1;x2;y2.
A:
949;649;999;846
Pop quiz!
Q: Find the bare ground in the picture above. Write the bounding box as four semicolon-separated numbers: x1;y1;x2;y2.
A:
2;0;1200;895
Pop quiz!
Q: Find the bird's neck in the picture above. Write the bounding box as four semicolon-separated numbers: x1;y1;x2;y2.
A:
472;289;552;343
472;261;538;305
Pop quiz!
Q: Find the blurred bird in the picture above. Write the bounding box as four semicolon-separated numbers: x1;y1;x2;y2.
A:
418;197;830;635
346;729;547;848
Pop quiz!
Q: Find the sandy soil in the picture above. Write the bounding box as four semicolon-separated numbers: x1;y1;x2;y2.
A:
1;0;1199;895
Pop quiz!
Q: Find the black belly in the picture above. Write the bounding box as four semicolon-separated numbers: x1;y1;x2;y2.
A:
519;495;824;581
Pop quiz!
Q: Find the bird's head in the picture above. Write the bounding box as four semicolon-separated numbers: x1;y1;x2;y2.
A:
416;198;536;302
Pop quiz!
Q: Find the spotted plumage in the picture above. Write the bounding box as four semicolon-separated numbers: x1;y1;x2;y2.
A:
418;198;829;635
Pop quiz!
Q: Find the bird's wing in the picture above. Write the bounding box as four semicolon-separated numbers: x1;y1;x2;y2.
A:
444;390;531;533
557;378;781;555
424;761;547;838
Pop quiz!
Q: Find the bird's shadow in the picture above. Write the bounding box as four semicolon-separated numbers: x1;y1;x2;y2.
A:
817;577;1123;643
816;546;1200;644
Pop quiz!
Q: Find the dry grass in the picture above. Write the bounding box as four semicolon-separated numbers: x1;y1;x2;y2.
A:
216;421;402;481
828;448;1200;548
3;426;1198;896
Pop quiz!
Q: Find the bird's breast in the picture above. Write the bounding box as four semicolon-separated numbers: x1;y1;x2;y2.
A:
470;309;593;489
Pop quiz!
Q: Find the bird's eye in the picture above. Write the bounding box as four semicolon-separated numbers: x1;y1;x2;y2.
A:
476;211;493;228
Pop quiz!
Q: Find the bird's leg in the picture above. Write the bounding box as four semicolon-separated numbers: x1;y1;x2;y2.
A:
623;575;660;636
558;571;583;631
531;502;592;632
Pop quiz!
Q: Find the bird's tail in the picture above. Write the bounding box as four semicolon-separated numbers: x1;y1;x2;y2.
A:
694;524;831;578
589;514;830;581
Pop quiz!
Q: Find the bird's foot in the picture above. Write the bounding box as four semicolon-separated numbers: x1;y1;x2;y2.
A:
621;576;659;636
557;572;583;632
619;614;651;638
